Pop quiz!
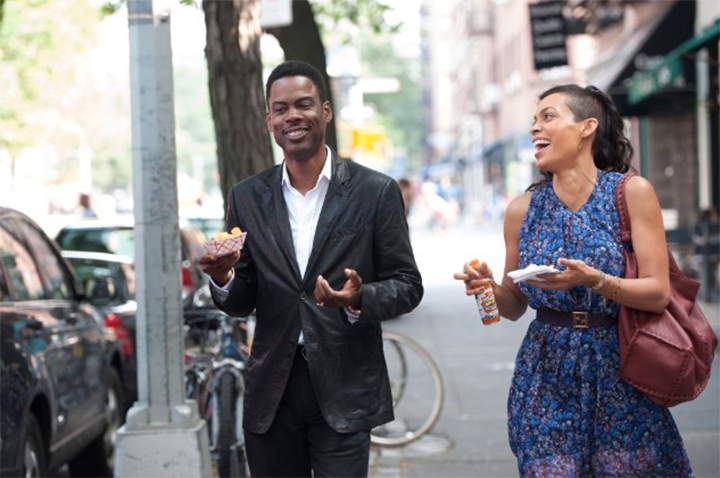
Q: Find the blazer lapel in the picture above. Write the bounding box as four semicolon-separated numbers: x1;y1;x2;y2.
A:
303;156;351;285
262;167;302;284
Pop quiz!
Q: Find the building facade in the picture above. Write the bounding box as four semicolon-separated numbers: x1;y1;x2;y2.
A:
422;0;719;241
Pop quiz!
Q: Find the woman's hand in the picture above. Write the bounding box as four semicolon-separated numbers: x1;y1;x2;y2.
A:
453;260;495;297
525;258;601;290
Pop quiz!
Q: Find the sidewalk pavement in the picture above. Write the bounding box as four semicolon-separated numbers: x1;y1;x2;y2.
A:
369;300;720;478
367;221;720;478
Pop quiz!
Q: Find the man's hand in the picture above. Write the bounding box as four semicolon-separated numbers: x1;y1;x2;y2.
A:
199;251;241;286
314;268;362;309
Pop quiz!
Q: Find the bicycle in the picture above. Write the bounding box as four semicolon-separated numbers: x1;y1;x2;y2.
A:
184;305;250;477
371;330;445;447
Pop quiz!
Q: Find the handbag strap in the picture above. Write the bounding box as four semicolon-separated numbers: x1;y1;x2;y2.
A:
615;172;635;248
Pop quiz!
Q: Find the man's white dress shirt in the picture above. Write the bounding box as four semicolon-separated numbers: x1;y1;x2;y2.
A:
210;148;357;343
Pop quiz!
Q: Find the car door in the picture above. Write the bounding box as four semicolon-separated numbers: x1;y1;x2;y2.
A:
0;217;106;440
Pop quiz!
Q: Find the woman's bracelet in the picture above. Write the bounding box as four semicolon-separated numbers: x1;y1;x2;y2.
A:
590;272;606;291
608;276;622;301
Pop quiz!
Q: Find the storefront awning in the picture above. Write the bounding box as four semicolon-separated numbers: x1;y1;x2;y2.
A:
588;2;673;93
628;19;720;105
587;0;696;115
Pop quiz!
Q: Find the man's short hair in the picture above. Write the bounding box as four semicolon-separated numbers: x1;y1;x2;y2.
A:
266;60;328;105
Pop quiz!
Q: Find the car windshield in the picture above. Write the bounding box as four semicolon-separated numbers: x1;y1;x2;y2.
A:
57;228;136;258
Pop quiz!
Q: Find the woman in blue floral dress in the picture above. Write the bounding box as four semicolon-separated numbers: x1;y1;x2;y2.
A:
455;85;693;477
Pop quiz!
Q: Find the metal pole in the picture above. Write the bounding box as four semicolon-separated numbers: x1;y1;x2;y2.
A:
114;1;212;476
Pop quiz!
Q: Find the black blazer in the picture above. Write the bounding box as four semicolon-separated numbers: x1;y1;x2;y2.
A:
212;153;423;434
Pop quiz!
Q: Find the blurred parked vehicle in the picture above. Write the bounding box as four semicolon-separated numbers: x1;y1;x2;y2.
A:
183;215;225;243
0;207;124;477
55;221;208;309
61;251;139;409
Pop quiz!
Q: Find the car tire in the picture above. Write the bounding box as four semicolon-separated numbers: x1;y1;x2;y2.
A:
21;414;46;477
68;367;123;477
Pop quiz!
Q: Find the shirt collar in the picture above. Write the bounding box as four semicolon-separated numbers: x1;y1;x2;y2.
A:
282;146;333;188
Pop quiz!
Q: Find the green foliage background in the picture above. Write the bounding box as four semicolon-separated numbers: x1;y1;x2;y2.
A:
0;0;423;196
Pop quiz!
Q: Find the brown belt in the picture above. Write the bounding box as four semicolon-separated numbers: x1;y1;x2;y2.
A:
536;308;617;329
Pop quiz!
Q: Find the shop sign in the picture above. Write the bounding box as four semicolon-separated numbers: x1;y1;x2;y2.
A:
628;56;684;105
529;1;568;70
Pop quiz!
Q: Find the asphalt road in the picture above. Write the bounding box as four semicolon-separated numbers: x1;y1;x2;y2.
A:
370;221;720;478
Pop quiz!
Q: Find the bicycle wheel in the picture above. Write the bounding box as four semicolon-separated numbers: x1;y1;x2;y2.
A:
371;331;444;447
215;372;247;477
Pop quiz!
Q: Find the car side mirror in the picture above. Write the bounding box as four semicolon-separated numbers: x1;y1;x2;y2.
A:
83;277;118;304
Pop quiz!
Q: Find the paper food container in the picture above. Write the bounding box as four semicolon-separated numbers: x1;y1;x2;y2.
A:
205;232;247;256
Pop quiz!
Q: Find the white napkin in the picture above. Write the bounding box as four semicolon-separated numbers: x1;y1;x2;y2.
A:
507;264;561;283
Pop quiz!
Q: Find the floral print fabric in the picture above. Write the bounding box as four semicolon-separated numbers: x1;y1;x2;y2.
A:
509;171;693;477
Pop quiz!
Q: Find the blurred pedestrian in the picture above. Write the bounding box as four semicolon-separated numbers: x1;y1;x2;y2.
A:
454;84;693;477
397;177;413;217
78;192;97;219
693;207;720;302
200;60;423;477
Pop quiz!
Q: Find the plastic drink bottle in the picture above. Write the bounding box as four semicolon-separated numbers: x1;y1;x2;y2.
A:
470;259;500;325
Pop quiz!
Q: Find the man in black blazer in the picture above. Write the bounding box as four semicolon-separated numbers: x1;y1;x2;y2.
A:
200;60;423;477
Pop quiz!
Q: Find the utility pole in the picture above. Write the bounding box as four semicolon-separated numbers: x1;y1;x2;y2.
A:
114;1;212;476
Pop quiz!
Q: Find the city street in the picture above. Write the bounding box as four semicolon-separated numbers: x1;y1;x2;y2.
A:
370;220;720;478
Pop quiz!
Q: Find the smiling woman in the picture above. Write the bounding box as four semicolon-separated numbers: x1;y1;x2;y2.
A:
454;85;694;477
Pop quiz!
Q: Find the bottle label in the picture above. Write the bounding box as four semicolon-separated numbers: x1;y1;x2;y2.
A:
475;282;500;325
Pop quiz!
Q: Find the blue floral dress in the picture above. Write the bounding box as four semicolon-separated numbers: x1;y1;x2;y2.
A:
508;171;693;477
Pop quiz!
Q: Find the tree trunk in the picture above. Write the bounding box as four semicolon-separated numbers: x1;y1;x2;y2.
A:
267;0;338;153
203;0;273;212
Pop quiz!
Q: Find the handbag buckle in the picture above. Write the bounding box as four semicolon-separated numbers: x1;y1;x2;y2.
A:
573;311;589;329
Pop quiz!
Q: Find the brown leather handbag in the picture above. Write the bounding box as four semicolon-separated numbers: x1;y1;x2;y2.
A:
616;172;718;408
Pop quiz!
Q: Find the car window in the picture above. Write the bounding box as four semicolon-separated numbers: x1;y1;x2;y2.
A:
68;257;128;303
0;219;45;301
57;228;135;258
16;220;73;300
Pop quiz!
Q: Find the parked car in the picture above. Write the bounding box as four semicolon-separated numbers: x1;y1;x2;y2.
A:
183;215;225;244
55;221;208;308
61;250;139;410
0;207;125;477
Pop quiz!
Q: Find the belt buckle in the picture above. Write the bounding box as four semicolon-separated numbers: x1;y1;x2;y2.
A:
572;311;589;329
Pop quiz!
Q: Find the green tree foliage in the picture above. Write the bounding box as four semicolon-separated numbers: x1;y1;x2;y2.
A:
0;0;100;154
312;0;399;41
360;35;425;170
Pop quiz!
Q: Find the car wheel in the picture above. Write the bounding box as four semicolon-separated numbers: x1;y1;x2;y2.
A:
68;368;123;477
22;415;46;477
102;368;124;468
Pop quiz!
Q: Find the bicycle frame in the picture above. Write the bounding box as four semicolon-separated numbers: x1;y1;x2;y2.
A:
183;307;249;477
209;319;247;453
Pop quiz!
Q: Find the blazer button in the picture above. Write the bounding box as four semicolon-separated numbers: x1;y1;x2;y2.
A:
300;292;307;300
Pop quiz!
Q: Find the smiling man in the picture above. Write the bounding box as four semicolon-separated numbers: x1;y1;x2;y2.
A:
199;60;423;477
